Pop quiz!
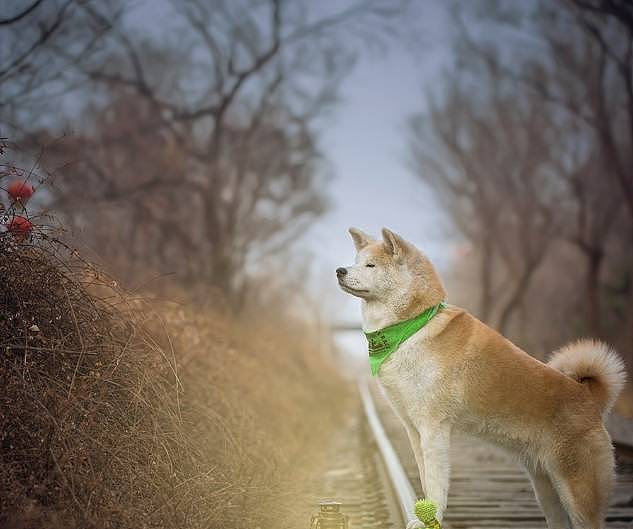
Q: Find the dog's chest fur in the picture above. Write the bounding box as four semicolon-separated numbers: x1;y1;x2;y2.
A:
376;329;453;428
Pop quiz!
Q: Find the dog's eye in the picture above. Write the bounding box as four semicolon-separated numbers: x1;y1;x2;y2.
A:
365;263;375;268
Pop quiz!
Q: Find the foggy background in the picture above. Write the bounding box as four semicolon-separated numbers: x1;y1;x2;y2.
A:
2;0;633;373
3;2;633;527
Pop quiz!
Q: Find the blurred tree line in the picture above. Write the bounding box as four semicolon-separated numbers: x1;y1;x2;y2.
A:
409;0;633;364
1;0;403;308
3;0;632;363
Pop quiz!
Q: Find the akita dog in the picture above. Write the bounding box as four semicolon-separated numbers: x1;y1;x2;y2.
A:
337;227;626;529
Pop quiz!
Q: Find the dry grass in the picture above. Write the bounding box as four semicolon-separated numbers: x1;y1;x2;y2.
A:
0;232;349;528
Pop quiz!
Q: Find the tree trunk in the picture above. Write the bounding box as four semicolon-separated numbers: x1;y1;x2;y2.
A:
479;235;494;323
617;255;633;367
584;248;603;338
497;265;539;335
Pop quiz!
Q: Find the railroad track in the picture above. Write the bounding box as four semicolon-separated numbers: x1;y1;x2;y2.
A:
360;379;633;529
303;395;403;529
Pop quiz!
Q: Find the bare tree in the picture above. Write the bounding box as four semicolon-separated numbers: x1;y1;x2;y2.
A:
471;0;633;350
25;0;406;306
0;0;119;133
567;0;633;32
560;0;633;349
553;143;622;336
409;45;562;334
416;0;631;357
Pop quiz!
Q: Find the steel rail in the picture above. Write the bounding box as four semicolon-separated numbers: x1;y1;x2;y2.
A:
358;379;417;527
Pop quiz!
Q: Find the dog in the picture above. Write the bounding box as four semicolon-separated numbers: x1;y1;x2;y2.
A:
337;227;626;529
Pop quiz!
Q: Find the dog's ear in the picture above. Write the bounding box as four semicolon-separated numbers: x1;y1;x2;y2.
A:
349;227;373;251
382;228;408;262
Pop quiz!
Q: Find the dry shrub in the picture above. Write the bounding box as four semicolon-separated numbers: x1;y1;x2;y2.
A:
0;232;348;528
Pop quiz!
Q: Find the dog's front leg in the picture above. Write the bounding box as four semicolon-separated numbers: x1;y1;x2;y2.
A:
419;422;451;522
402;419;426;494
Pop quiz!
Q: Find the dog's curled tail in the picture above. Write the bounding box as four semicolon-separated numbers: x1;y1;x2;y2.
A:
548;339;626;418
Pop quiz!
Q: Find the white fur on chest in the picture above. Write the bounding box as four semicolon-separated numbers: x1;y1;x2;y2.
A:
376;332;443;427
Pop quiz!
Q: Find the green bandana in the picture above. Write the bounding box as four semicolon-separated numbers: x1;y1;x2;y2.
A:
364;301;446;376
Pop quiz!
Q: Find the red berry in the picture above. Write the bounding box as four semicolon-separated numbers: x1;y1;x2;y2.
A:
7;181;35;204
6;215;33;239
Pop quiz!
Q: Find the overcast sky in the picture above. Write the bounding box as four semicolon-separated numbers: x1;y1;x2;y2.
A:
293;2;457;334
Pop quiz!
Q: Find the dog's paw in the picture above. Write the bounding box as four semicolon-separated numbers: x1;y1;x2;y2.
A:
406;519;424;529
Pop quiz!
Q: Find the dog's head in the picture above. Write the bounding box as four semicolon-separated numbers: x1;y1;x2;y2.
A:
337;227;446;310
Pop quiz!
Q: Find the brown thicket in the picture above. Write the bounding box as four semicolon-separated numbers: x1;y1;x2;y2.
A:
0;227;347;528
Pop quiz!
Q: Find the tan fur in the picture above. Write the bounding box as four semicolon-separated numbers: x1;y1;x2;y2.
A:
338;228;625;529
548;339;626;419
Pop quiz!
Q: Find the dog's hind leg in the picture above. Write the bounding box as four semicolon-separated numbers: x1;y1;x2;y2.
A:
419;421;451;522
549;431;614;529
552;468;609;529
526;467;570;529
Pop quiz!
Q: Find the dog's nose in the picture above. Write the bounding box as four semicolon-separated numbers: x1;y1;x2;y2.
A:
336;267;347;278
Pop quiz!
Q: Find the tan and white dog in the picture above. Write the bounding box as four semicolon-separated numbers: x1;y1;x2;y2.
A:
337;227;626;529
